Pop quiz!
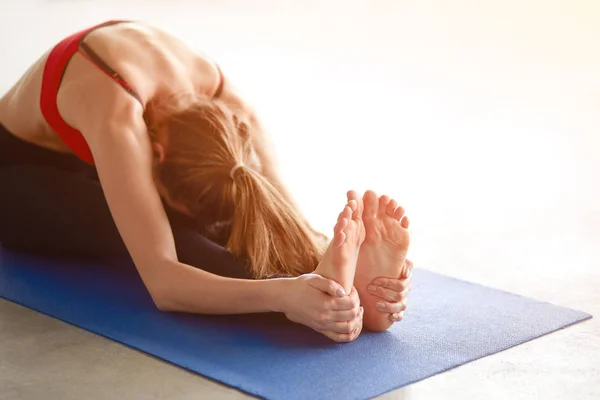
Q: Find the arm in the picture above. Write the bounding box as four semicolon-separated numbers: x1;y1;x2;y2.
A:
58;70;362;341
89;115;360;331
91;114;288;314
60;78;284;314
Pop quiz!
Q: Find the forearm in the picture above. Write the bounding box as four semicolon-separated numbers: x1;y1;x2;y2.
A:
149;259;291;314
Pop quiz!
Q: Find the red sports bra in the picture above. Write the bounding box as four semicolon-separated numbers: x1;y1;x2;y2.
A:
40;20;224;165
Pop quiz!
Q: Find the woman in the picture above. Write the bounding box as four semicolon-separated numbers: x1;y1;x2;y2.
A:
0;20;411;342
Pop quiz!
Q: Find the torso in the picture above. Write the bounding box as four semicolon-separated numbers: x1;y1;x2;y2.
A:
0;21;223;155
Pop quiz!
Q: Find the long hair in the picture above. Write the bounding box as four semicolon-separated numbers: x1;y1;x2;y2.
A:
150;98;325;278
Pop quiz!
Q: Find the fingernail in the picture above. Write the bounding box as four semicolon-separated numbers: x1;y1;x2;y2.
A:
392;314;401;322
336;287;347;297
360;307;364;316
376;302;386;311
373;280;384;287
368;285;377;293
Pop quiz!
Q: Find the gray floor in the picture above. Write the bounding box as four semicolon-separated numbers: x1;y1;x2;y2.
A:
1;0;599;399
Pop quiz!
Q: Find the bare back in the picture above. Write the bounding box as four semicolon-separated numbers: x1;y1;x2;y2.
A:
0;21;223;152
0;21;292;297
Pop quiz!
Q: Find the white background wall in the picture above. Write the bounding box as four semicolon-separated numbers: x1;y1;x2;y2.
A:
1;1;599;398
1;0;598;300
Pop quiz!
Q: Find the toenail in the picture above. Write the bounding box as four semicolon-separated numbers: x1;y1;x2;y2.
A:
368;285;377;294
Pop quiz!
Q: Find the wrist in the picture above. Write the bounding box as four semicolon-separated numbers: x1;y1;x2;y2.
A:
264;277;295;313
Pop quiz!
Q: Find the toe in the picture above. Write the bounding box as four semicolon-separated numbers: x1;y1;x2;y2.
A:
363;190;379;219
393;206;405;221
333;230;347;247
331;218;348;247
347;190;359;203
332;216;348;247
347;199;358;213
386;199;398;218
378;195;390;217
347;190;363;220
341;205;353;219
400;215;410;229
333;217;348;236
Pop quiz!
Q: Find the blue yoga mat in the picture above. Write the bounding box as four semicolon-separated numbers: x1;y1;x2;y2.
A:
0;247;591;400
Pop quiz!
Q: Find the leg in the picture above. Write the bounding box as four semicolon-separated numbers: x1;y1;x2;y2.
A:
165;209;252;279
0;165;127;257
352;190;411;332
313;198;365;294
0;165;251;279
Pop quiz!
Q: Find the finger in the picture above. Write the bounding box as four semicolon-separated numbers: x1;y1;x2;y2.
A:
376;299;407;314
328;305;362;322
326;307;364;334
329;287;360;310
320;309;364;342
318;329;344;342
350;310;364;340
389;311;405;322
368;284;405;302
329;296;356;311
370;277;408;294
320;325;361;343
307;274;347;297
404;259;414;278
401;285;411;297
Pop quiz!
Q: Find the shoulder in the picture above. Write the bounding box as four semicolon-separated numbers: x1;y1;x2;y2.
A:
57;64;146;145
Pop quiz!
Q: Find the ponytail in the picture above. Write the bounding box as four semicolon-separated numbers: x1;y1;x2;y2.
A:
226;166;324;278
152;98;326;278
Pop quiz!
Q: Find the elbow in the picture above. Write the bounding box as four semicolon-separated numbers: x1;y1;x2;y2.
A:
146;282;178;312
152;295;176;312
139;259;181;312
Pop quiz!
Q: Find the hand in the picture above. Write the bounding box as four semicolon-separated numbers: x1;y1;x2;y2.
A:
367;259;413;323
281;273;364;343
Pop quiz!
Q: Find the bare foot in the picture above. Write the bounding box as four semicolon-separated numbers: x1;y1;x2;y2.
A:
314;198;365;294
352;190;411;332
